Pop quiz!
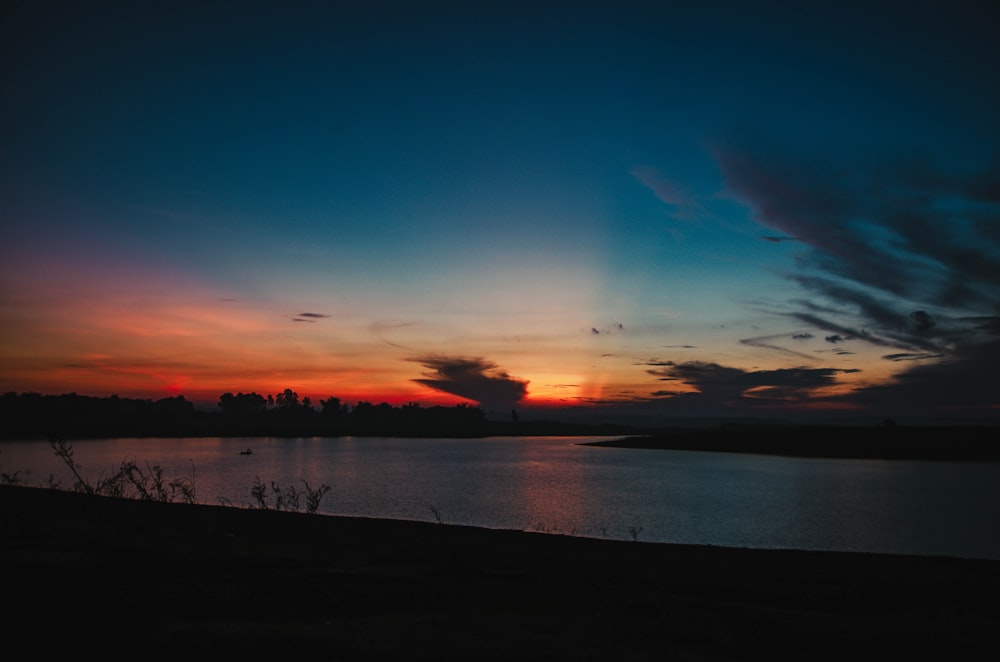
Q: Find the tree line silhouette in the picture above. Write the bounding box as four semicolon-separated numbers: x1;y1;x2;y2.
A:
0;390;494;440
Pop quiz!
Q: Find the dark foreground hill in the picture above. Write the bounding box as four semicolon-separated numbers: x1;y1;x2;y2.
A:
4;485;1000;659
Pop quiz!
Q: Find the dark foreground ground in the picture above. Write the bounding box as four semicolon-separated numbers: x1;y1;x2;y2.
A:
3;484;999;660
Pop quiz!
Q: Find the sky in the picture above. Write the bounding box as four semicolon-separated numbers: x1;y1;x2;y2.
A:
2;0;999;422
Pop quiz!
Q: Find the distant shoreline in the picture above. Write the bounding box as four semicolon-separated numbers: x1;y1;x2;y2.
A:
583;424;1000;460
5;391;999;443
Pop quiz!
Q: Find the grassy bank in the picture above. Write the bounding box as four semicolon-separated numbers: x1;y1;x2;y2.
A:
3;484;999;659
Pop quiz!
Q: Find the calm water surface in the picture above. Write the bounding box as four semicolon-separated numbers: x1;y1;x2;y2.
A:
3;435;999;560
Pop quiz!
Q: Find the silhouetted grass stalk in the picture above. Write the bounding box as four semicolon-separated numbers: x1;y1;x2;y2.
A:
34;441;329;513
249;475;330;513
48;439;198;503
3;444;644;540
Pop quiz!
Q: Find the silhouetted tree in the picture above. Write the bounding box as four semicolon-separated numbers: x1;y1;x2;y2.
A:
218;392;268;417
274;388;300;410
153;396;195;417
0;390;501;440
319;396;346;429
320;396;344;416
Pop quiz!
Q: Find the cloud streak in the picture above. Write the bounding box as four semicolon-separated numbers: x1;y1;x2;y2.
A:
292;312;331;323
631;166;703;221
739;333;816;360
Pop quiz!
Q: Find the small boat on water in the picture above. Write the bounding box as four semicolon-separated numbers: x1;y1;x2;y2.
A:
240;448;253;455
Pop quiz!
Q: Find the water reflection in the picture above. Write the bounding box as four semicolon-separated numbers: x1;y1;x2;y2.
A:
507;440;589;536
2;436;999;559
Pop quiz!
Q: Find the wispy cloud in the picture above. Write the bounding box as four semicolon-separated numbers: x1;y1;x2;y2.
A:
712;140;1000;415
740;333;816;360
631;165;703;221
716;143;1000;315
369;320;421;350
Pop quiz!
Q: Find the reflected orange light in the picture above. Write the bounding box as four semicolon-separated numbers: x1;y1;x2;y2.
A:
504;442;588;535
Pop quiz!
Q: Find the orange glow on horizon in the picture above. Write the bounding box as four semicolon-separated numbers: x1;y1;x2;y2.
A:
0;258;961;418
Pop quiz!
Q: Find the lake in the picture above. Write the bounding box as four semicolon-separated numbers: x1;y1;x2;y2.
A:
3;435;999;560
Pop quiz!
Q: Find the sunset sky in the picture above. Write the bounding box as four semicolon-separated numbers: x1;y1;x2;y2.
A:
2;0;999;421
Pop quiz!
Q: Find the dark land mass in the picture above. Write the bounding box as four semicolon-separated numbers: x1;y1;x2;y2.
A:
0;391;644;440
4;484;999;660
587;424;1000;461
5;393;1000;463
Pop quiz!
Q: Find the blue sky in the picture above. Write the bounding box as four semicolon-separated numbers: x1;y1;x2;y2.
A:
2;0;999;421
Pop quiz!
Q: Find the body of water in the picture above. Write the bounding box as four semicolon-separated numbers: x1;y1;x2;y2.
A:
3;435;999;560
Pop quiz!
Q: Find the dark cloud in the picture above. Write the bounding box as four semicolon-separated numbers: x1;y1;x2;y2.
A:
292;312;330;323
787;276;949;352
587;323;624;336
649;361;843;390
788;309;898;349
964;316;1000;334
641;360;851;413
842;339;1000;417
410;355;528;411
713;141;1000;417
909;310;935;333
